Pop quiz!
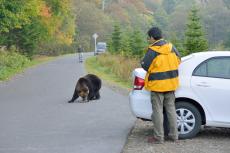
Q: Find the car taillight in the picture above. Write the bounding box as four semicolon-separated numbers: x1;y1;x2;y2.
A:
133;76;145;90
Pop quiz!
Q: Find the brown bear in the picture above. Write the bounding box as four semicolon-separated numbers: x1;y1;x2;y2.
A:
68;74;102;103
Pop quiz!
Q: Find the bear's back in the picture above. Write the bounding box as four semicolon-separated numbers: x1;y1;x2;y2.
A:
84;74;101;91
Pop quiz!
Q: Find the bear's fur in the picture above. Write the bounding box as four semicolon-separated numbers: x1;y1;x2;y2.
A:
68;74;101;103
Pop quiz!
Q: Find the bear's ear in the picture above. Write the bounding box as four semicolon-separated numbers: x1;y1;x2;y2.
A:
79;77;87;82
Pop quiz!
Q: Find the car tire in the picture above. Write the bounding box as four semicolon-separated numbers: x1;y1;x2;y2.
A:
176;102;202;139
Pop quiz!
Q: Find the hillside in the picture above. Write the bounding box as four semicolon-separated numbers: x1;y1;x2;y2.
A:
73;0;230;50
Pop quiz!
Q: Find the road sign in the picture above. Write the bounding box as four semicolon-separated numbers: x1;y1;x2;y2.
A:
92;33;98;39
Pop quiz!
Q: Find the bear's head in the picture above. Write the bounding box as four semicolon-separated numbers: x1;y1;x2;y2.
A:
77;84;89;101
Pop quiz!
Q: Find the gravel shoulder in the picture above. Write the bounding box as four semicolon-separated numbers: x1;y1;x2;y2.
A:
122;119;230;153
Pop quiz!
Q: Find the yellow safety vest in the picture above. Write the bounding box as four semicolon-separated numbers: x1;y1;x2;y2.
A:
144;43;180;92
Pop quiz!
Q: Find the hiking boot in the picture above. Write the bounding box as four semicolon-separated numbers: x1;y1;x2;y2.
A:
165;136;179;143
147;136;164;144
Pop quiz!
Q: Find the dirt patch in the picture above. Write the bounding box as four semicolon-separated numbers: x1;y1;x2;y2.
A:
122;119;230;153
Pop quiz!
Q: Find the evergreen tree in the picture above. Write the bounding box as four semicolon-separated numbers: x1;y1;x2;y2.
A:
120;31;132;56
169;32;186;56
130;29;146;57
184;7;208;55
107;38;113;54
111;23;122;53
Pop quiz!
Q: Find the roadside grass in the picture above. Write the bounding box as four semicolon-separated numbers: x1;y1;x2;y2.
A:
0;52;57;81
85;53;140;90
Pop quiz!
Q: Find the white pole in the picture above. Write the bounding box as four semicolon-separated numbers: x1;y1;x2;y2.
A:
92;33;98;55
94;37;97;55
102;0;105;11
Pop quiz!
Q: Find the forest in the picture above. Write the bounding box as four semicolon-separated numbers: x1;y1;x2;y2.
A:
0;0;75;57
72;0;230;57
0;0;230;57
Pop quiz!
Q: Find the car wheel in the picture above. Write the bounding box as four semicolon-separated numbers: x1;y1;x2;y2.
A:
176;102;202;139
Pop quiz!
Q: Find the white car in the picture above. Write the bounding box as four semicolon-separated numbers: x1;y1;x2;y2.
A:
129;51;230;139
95;42;107;55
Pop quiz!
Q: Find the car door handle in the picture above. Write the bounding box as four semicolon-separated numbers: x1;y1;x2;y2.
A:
196;82;210;87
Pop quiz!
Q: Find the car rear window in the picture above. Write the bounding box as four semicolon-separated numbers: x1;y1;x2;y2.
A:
193;57;230;79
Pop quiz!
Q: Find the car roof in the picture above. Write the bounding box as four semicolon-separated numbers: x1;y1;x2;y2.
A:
192;51;230;57
97;42;106;45
134;51;230;79
180;51;230;76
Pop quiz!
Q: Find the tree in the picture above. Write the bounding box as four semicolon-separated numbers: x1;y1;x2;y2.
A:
169;32;186;56
162;0;176;14
73;0;113;51
0;0;46;56
0;0;76;57
11;19;49;57
119;31;132;56
111;23;122;53
0;0;40;33
201;1;230;48
184;7;208;55
129;29;146;57
153;8;169;35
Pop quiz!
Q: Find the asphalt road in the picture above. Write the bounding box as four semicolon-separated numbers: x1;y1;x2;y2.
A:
0;53;135;153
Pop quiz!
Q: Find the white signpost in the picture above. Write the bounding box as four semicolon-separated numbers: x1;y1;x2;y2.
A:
92;33;98;55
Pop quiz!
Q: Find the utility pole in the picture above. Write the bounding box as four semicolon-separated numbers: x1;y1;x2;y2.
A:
102;0;105;11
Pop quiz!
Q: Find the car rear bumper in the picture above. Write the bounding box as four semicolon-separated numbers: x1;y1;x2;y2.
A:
129;89;152;120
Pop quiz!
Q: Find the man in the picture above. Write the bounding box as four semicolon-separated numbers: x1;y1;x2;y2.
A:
141;27;181;144
77;45;84;63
